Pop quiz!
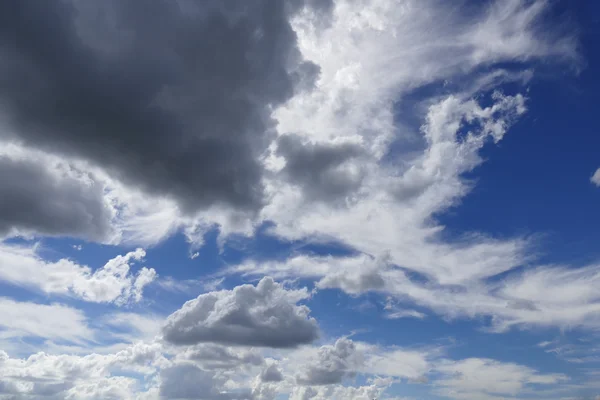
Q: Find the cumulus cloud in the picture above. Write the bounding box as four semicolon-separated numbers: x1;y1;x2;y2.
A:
162;277;318;348
296;338;361;385
261;364;284;383
280;338;432;388
0;244;156;305
0;342;165;399
0;329;574;400
289;378;392;400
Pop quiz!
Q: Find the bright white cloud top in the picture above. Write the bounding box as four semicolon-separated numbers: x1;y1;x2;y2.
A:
0;0;598;399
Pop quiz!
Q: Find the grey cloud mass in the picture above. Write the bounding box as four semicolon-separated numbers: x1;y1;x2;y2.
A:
260;363;284;382
296;338;360;385
182;343;264;370
160;363;253;400
0;156;113;241
276;134;366;201
0;0;329;217
162;277;319;348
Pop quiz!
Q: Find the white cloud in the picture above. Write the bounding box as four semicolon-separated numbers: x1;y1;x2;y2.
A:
384;309;427;320
0;341;165;400
0;243;156;305
98;312;163;343
195;0;587;336
0;324;578;400
0;298;93;343
289;383;386;400
591;168;600;186
494;264;600;331
434;358;568;400
278;338;433;387
162;277;319;348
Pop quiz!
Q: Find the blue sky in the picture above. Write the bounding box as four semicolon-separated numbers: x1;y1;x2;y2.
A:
0;0;599;399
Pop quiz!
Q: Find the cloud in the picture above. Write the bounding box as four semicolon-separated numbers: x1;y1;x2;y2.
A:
383;299;427;320
0;341;165;399
289;381;388;400
434;358;568;400
591;168;600;186
159;362;254;400
494;264;600;331
0;0;331;218
261;364;284;383
0;244;156;305
231;253;393;295
207;0;586;337
275;134;366;202
162;277;318;348
0;298;93;343
296;338;361;385
178;344;264;370
0;153;114;242
281;338;432;387
0;328;578;400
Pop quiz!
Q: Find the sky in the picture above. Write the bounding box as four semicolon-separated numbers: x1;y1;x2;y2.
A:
0;0;599;399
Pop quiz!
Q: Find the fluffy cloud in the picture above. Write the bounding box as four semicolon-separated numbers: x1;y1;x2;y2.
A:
289;383;384;400
261;364;284;383
279;338;432;389
296;338;361;385
0;328;574;400
0;244;156;305
0;342;164;400
162;277;318;348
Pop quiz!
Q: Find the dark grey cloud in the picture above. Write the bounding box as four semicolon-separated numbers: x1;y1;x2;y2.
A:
260;363;284;382
296;338;360;386
0;0;330;216
276;134;366;201
0;156;113;241
162;277;319;348
183;344;264;370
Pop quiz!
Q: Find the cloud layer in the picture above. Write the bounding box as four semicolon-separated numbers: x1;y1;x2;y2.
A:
0;0;595;399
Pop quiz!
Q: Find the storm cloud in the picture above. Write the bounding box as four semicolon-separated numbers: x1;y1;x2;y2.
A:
0;155;113;241
0;0;329;218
